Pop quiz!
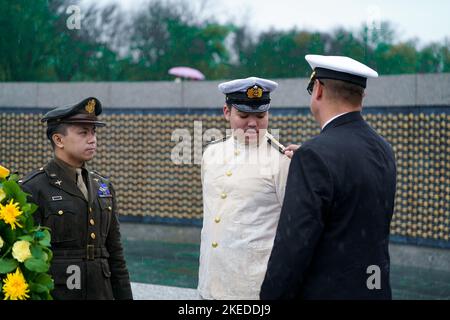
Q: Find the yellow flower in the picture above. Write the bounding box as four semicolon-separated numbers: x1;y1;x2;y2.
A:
0;165;10;179
0;199;23;230
0;187;6;202
2;268;30;300
12;240;32;262
0;235;4;249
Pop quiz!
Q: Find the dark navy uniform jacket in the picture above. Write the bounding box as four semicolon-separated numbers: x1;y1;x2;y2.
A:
21;159;132;300
260;111;396;300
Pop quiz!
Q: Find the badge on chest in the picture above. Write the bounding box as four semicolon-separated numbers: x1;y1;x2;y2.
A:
98;182;112;198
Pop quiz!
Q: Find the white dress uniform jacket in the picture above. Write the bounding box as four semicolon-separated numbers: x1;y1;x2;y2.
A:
198;135;291;299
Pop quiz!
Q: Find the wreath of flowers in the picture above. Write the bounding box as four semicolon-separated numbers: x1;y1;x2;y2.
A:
0;165;54;300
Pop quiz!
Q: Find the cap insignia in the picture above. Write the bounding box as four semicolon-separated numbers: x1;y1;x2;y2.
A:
85;99;96;114
246;85;263;99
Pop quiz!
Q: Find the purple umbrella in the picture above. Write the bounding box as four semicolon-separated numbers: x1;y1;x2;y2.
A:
168;66;205;80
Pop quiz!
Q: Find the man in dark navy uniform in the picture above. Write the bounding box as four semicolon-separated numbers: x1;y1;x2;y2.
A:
260;55;397;300
21;97;133;300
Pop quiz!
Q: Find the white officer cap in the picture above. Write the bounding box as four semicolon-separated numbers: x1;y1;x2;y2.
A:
218;77;278;113
305;55;378;91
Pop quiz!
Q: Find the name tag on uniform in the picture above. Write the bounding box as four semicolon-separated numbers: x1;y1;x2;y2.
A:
51;196;63;201
98;183;112;198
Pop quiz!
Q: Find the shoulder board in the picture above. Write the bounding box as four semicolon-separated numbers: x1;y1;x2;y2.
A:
90;170;109;181
207;136;229;146
265;133;286;154
19;169;45;185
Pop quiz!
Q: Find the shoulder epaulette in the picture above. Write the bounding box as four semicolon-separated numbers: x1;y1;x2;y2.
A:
19;168;45;185
90;170;109;181
207;136;229;146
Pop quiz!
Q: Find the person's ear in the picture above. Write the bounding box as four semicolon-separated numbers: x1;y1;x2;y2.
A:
314;79;323;100
223;104;231;121
52;133;64;149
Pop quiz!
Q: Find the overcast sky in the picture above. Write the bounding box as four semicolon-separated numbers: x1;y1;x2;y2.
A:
82;0;450;46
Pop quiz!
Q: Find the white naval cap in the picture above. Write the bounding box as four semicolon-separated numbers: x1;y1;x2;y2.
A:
305;55;378;89
218;77;278;113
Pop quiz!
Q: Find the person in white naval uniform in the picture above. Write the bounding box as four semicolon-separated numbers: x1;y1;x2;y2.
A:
198;77;298;300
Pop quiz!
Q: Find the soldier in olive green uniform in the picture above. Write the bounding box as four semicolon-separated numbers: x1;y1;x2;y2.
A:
20;97;133;300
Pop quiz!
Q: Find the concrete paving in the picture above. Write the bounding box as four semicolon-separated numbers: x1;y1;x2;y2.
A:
131;282;199;300
120;223;450;300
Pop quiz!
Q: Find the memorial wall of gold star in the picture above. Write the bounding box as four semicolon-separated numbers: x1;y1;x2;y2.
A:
1;108;449;247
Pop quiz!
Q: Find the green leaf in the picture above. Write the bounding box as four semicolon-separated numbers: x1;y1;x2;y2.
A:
30;244;44;260
22;215;35;230
0;225;16;243
21;203;31;213
8;174;20;182
2;180;27;206
44;292;54;300
38;229;51;247
24;258;49;273
42;247;53;263
18;235;34;242
22;203;31;214
29;282;50;293
30;292;43;300
34;273;54;290
0;258;19;274
29;203;38;215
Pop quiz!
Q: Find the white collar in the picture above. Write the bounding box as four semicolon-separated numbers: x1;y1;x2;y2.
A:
321;112;350;130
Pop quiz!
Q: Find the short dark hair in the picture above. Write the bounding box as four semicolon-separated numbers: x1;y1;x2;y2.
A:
322;79;364;106
47;123;69;149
